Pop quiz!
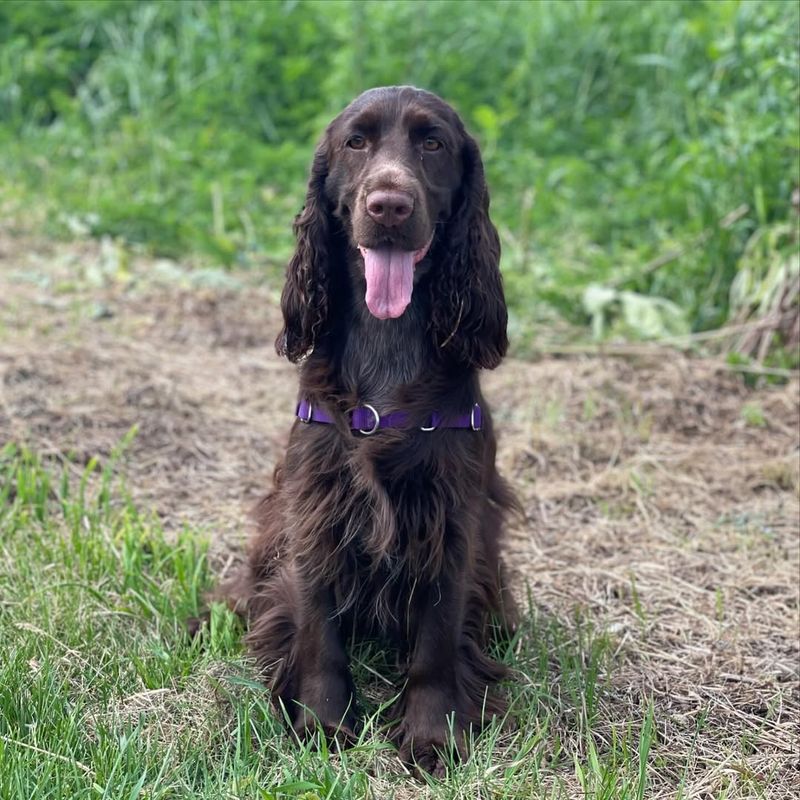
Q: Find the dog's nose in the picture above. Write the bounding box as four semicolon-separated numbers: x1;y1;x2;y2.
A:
365;189;414;227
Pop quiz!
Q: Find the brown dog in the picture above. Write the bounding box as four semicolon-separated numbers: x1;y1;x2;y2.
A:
226;86;516;776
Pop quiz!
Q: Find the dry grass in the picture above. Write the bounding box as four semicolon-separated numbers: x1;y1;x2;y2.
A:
493;356;798;796
1;230;797;797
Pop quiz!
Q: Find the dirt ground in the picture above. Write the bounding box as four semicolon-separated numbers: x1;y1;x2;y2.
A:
1;229;798;797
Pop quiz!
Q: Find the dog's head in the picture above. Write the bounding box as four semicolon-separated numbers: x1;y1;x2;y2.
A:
278;86;507;369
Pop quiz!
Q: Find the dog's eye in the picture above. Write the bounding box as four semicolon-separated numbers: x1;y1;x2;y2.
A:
346;135;367;150
423;137;442;152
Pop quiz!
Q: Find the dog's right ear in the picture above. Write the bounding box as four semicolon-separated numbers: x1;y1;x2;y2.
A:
275;140;331;363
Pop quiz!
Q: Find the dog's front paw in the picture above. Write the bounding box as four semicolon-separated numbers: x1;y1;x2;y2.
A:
292;708;357;746
288;670;358;746
394;715;468;779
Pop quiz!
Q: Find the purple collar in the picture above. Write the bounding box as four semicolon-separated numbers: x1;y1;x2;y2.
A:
296;398;482;435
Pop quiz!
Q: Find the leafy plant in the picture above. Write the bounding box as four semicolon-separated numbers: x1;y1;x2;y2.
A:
0;0;797;345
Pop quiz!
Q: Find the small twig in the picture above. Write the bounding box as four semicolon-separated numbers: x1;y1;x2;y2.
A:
533;343;672;357
14;623;85;663
534;316;794;357
0;734;93;776
349;656;395;687
718;363;795;379
531;343;796;378
655;317;780;345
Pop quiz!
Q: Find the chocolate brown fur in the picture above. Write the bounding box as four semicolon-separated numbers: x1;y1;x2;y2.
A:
224;86;517;776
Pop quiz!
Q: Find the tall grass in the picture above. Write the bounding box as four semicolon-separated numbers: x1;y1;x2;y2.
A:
0;0;797;339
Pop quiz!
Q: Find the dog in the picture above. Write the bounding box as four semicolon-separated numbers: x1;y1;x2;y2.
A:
225;86;516;776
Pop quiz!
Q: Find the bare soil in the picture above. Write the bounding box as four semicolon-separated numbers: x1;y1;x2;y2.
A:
1;229;798;797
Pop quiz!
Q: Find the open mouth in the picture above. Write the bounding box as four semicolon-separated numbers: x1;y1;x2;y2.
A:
357;234;434;320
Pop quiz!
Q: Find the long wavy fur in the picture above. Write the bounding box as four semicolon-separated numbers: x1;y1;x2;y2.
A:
276;142;331;363
430;133;508;369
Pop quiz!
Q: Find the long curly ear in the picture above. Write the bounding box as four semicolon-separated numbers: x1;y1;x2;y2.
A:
275;141;331;363
431;133;508;369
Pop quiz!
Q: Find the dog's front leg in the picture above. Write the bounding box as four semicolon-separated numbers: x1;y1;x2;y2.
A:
262;569;355;739
287;577;357;742
395;568;473;777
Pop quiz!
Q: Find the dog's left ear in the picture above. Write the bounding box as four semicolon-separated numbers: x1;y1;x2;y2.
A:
431;133;508;369
275;139;331;363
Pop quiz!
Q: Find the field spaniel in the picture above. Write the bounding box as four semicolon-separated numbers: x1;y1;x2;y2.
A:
225;86;517;776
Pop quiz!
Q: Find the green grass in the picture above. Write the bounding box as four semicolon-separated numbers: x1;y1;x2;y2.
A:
0;441;663;799
1;0;798;345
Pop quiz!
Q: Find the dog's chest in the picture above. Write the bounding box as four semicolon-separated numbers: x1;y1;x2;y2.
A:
340;306;428;405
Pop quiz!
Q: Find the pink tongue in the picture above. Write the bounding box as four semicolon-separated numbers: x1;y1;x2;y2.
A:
360;247;415;319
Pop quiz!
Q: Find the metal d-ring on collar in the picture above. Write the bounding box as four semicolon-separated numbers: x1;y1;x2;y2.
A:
357;404;380;435
299;400;313;423
470;403;481;431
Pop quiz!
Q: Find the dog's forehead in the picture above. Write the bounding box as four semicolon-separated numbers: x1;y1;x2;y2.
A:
335;86;460;130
